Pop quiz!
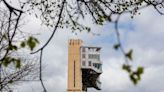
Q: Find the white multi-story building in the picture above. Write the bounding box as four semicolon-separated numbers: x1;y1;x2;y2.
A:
80;46;102;90
68;39;102;92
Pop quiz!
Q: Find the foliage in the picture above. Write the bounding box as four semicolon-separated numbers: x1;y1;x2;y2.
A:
0;0;164;91
0;7;39;91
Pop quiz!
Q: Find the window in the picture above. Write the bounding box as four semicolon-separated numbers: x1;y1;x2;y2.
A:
82;48;85;52
88;54;92;59
96;55;100;60
95;63;97;68
89;61;92;66
93;63;101;69
88;54;100;60
82;54;85;58
97;64;100;69
88;54;94;59
82;61;86;66
99;64;102;70
93;63;95;67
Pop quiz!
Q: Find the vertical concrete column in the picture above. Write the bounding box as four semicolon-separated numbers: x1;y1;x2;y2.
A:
68;39;83;92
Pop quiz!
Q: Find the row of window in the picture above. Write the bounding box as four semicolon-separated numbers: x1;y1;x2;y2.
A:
82;60;90;66
93;63;101;69
82;47;100;52
82;61;101;70
82;54;100;60
88;54;100;60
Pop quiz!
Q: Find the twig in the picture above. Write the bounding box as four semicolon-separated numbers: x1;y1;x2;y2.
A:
31;0;66;54
39;49;47;92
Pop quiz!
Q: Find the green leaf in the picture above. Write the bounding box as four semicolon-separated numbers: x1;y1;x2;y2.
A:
8;44;18;51
126;49;133;60
27;36;39;51
122;64;131;73
9;80;13;84
130;73;138;85
139;0;144;3
2;57;11;67
8;45;12;50
129;67;144;85
137;67;144;75
113;44;120;50
12;45;18;50
15;59;21;69
20;41;26;48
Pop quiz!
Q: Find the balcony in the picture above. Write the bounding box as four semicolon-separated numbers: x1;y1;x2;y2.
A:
96;79;101;90
81;52;102;73
81;61;102;74
81;46;102;90
82;69;102;90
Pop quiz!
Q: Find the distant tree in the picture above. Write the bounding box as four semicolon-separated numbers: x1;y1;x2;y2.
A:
0;8;39;91
0;56;39;92
0;0;164;91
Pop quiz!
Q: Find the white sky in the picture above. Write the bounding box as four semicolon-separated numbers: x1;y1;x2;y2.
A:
4;1;164;92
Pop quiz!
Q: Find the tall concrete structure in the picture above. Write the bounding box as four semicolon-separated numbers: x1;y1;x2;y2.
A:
68;39;102;92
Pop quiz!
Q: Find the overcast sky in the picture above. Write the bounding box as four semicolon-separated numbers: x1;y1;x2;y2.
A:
11;4;164;92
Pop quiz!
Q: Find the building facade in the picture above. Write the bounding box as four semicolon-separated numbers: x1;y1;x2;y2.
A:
68;39;102;92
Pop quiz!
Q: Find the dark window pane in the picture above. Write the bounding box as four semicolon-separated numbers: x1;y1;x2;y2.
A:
82;61;85;66
89;61;92;66
82;54;85;58
82;48;85;52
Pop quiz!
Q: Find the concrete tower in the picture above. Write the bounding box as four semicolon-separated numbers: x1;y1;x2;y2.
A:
68;39;102;92
68;39;83;92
